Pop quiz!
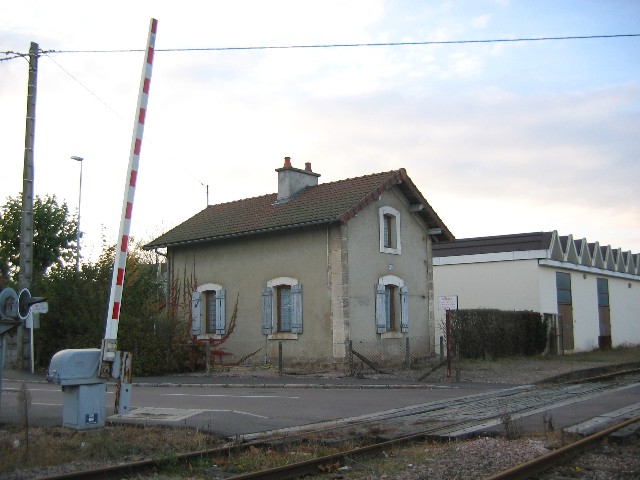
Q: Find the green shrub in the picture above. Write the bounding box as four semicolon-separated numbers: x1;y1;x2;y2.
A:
449;309;547;359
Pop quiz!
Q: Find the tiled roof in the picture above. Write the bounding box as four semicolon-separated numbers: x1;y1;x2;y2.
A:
433;232;554;257
145;168;454;249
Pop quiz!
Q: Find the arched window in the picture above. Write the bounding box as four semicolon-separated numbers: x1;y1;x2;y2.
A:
191;283;225;336
375;275;409;334
262;277;303;335
379;206;401;255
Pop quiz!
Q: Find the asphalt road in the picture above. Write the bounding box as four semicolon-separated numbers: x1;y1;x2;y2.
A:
2;371;639;439
0;377;498;436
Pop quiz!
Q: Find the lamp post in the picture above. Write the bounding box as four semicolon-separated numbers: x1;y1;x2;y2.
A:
71;156;84;271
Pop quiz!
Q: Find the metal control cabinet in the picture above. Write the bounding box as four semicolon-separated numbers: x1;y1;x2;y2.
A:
48;348;106;430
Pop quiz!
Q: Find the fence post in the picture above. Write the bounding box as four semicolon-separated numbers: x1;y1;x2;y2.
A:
446;309;451;379
405;337;410;369
278;341;283;377
205;341;211;374
439;336;444;361
348;340;354;377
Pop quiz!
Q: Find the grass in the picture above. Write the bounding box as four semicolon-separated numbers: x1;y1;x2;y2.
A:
552;344;640;363
0;424;224;475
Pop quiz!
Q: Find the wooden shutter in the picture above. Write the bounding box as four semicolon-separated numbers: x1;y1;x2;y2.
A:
262;287;272;334
291;284;303;333
400;286;409;333
375;283;387;333
215;289;226;335
191;291;202;336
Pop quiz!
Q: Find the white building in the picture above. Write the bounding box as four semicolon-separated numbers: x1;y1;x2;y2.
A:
433;231;640;353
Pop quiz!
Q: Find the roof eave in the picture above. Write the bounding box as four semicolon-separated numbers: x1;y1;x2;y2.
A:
143;217;339;250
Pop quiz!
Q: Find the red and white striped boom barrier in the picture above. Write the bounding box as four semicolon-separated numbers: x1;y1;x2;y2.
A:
101;18;158;375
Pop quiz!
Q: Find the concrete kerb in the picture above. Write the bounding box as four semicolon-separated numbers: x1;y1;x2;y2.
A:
3;361;638;391
536;362;640;385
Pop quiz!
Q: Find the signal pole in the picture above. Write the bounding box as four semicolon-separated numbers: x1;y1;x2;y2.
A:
18;42;39;370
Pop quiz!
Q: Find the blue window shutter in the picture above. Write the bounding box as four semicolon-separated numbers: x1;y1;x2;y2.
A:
191;291;202;336
215;289;226;335
262;287;272;334
400;286;409;333
291;284;303;333
375;284;387;333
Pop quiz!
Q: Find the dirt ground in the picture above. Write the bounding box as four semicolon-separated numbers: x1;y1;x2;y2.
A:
204;345;640;385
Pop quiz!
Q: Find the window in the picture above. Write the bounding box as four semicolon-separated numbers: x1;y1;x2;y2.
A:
383;214;395;248
277;285;292;332
556;272;572;305
597;278;609;307
379;206;401;255
375;275;409;334
191;283;226;336
384;285;397;331
262;277;302;335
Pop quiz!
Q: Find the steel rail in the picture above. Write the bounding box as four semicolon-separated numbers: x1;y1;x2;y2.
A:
33;413;489;480
485;414;640;480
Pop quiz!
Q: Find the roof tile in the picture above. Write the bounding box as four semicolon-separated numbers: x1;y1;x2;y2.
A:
146;169;453;249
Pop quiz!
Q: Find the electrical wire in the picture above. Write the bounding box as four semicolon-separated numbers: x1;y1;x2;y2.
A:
42;33;640;55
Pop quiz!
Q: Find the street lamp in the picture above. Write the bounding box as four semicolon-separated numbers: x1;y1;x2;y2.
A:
70;156;84;271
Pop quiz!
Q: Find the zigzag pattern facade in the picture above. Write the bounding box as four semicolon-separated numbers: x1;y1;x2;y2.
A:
548;231;640;277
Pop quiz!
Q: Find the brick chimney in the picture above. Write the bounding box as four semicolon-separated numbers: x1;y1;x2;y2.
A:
276;157;320;202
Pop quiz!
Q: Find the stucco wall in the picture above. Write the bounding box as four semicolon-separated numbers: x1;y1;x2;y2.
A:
433;259;541;352
434;259;541;316
169;225;333;363
346;187;432;357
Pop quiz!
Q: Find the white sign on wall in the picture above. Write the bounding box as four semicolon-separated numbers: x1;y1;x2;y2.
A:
438;295;458;311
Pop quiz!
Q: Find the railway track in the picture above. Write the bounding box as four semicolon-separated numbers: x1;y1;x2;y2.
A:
486;415;640;480
29;373;640;480
34;411;640;480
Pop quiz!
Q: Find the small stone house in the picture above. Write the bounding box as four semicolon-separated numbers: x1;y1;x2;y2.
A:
145;158;453;367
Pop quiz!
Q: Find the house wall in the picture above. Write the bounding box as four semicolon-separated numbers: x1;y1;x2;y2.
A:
347;187;433;360
169;225;334;364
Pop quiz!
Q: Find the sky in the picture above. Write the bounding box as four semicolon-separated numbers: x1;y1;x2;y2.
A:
2;0;639;264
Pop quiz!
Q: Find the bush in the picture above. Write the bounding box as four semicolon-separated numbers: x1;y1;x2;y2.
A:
448;309;547;359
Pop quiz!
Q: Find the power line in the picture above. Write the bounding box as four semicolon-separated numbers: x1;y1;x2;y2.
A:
42;33;640;55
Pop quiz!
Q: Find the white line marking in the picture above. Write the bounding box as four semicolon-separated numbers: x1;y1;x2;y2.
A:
204;409;269;418
160;393;299;399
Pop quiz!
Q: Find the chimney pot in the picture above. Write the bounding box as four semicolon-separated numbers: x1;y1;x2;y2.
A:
284;156;292;168
305;162;312;171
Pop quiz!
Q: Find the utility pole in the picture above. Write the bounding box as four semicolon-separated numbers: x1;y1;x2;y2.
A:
18;42;39;370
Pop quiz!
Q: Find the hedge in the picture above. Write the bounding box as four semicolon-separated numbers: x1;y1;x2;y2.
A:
448;309;548;359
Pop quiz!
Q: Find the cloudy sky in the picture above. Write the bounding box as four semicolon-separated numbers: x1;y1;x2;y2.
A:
2;0;639;263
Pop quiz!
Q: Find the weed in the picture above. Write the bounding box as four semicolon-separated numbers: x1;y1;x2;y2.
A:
542;411;554;434
0;424;223;473
499;405;522;440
